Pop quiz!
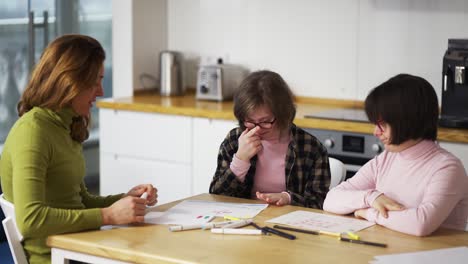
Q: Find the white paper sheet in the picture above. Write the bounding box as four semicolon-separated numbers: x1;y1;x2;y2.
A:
266;210;375;233
371;247;468;264
144;200;268;225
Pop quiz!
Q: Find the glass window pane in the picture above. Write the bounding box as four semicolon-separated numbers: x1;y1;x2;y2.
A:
0;0;112;144
0;1;28;144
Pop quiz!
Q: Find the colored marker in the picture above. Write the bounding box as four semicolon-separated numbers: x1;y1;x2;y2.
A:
251;223;296;240
224;215;241;221
169;216;215;231
339;237;387;248
272;225;340;238
318;230;342;238
346;231;360;240
211;228;262;235
263;226;296;240
273;225;319;235
169;223;205;232
221;219;253;229
202;220;239;230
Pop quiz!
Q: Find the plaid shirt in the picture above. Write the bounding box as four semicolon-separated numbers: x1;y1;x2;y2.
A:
209;124;331;209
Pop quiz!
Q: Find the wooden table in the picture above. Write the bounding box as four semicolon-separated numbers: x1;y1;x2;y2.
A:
47;194;468;264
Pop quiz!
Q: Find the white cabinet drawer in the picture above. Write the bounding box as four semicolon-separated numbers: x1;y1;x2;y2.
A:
99;109;192;163
100;154;192;205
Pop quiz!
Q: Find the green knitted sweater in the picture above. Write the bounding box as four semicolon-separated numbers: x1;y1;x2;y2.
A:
0;107;122;264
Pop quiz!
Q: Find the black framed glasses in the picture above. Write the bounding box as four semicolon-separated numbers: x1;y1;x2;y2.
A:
243;118;276;129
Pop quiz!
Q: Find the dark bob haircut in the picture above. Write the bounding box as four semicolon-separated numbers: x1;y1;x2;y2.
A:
364;74;439;145
233;70;296;132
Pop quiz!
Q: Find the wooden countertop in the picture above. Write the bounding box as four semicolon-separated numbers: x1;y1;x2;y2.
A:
47;194;468;264
97;91;468;144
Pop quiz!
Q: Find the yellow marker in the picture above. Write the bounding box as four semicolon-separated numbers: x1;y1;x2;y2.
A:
346;231;360;240
318;230;341;238
224;215;241;221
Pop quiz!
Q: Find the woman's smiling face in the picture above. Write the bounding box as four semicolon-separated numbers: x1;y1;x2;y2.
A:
71;64;104;117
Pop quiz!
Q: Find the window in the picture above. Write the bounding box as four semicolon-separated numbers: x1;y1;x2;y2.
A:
0;0;112;145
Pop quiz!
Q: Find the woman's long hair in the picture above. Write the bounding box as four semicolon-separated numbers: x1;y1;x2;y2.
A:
18;34;105;143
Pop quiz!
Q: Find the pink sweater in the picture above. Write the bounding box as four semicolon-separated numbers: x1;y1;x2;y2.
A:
323;140;468;236
231;132;290;199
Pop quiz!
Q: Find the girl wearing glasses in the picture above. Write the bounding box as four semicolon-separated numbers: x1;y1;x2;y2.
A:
323;74;468;236
209;70;331;208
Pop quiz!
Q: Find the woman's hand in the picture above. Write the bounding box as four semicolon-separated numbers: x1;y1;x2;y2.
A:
256;191;290;206
101;196;147;225
371;194;405;218
125;184;158;206
354;208;368;219
236;127;262;161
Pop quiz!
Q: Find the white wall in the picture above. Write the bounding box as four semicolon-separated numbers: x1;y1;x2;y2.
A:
168;0;468;102
112;0;167;97
112;0;133;97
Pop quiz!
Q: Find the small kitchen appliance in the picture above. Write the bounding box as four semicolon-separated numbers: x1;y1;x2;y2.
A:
159;50;184;96
439;39;468;128
196;59;247;101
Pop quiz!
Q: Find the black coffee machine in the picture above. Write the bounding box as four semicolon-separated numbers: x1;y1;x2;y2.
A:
439;39;468;128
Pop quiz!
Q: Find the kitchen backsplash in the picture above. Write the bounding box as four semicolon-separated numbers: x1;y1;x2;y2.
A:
167;0;468;103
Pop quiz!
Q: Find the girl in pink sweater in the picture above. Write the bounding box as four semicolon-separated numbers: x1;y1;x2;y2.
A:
323;74;468;236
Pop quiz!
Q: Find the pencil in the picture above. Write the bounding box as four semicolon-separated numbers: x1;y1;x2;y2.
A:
273;225;319;235
264;226;296;240
339;237;387;248
273;225;341;237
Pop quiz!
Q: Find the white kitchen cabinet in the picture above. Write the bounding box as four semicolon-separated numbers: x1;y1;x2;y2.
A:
99;109;237;203
192;117;238;195
99;109;193;204
100;109;192;163
100;154;191;205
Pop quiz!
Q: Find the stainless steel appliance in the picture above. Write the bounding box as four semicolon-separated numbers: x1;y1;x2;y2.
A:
159;51;184;96
196;60;247;101
440;39;468;128
304;109;384;179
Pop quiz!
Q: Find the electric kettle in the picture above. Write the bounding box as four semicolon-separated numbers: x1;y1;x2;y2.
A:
159;51;184;96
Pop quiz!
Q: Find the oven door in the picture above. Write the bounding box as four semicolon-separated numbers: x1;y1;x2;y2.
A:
328;154;371;179
303;128;384;180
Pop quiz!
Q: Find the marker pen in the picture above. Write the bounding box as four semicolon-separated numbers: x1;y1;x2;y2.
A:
263;226;296;240
339;237;387;248
224;215;241;221
318;230;341;238
211;228;262;235
221;219;253;229
346;231;360;240
202;220;238;230
169;223;204;232
169;216;216;231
